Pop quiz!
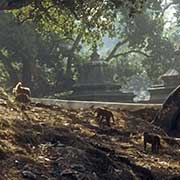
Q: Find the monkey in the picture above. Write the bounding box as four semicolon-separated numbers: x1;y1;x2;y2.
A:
95;108;115;127
15;93;31;111
13;82;31;97
143;132;161;154
12;82;21;96
15;93;31;103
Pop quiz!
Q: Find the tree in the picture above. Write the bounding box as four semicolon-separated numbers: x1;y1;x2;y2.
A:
1;0;179;93
0;12;80;96
100;2;177;82
0;12;38;87
0;0;146;15
0;0;157;46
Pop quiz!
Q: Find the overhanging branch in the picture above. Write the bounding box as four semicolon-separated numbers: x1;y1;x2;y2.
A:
105;38;129;61
110;50;151;60
0;0;33;10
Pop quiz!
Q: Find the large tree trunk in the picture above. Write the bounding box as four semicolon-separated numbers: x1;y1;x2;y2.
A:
0;54;19;85
22;59;32;87
64;34;81;89
152;85;180;137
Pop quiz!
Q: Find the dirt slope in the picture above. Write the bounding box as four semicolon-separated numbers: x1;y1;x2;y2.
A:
0;92;179;179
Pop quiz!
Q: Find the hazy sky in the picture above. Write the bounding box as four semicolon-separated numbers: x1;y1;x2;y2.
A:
163;0;176;28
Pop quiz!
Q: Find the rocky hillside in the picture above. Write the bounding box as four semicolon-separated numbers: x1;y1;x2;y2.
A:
0;90;179;180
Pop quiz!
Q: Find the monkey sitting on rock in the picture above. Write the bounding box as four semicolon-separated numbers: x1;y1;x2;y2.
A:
95;108;115;127
143;132;161;154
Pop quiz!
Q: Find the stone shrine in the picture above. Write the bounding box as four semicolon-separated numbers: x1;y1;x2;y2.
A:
148;69;180;103
65;46;135;102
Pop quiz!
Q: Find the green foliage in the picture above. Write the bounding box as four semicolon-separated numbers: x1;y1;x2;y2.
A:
0;0;179;95
0;12;81;96
11;0;117;45
108;53;144;85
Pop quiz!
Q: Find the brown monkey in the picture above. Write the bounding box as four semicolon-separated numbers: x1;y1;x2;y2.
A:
13;82;31;97
15;94;31;110
143;132;160;153
95;108;115;127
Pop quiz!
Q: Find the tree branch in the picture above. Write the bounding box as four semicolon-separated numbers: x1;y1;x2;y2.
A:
71;33;82;52
0;0;33;10
66;33;82;78
105;38;129;61
110;50;151;60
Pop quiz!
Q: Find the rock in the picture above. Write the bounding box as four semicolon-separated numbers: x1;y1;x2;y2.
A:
60;169;77;180
22;170;37;180
70;164;86;172
56;141;65;147
152;85;180;136
143;165;151;170
40;175;49;180
0;148;7;160
23;164;30;170
169;175;180;180
60;169;74;176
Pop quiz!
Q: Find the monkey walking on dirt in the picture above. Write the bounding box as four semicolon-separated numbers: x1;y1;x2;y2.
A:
143;132;161;154
95;108;115;127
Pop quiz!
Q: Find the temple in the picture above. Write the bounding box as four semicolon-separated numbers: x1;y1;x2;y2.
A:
64;46;135;102
148;69;180;103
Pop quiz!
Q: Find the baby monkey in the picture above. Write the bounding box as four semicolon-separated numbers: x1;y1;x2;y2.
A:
95;108;115;127
143;132;161;154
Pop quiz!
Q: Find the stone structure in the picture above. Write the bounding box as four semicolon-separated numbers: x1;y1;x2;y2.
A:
65;46;135;102
148;69;180;103
153;84;180;137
